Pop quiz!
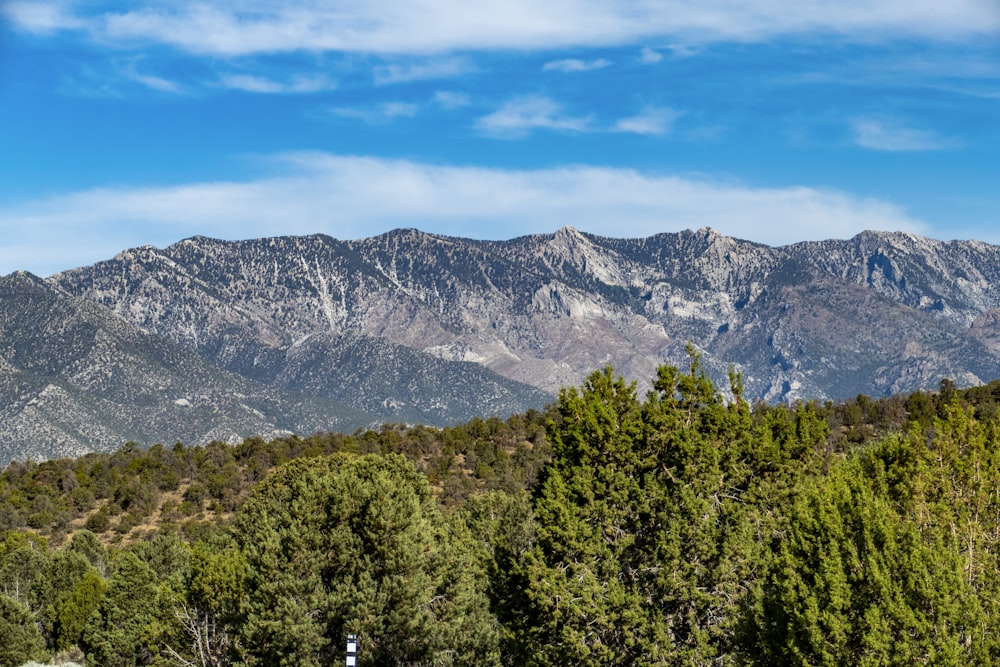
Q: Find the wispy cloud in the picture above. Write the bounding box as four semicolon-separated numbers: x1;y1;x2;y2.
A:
2;1;83;33
852;117;955;151
776;46;1000;98
330;102;420;124
614;106;681;136
542;58;611;73
0;153;931;276
53;59;183;97
7;1;998;56
130;73;182;93
433;91;471;109
638;47;662;64
120;60;184;93
477;96;591;138
218;73;337;93
373;57;474;85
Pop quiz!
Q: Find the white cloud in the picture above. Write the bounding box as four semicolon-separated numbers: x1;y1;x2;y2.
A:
2;1;83;33
0;153;932;276
614;106;681;136
51;59;184;97
852;117;955;151
542;58;611;72
8;1;998;56
638;47;662;63
373;57;474;84
218;73;337;93
381;102;419;118
477;96;591;138
127;72;182;93
330;102;420;123
433;91;471;109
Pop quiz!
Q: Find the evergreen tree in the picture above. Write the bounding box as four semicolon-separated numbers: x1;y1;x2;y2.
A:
0;537;48;609
0;594;47;667
747;414;999;666
459;489;536;664
52;568;106;654
234;453;498;667
36;549;94;651
514;366;662;665
67;529;107;576
498;358;821;666
162;534;246;667
81;551;161;667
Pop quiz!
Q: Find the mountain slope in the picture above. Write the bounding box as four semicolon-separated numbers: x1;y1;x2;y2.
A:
0;272;373;461
50;227;1000;414
790;231;1000;325
48;235;552;429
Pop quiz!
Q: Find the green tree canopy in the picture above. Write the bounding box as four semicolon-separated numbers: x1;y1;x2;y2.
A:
746;405;1000;666
81;551;161;667
497;357;822;666
0;594;47;667
233;452;498;667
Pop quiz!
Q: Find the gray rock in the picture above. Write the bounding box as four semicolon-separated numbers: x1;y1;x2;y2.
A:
6;225;1000;461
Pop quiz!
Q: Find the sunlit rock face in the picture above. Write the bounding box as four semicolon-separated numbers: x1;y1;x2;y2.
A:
8;225;1000;459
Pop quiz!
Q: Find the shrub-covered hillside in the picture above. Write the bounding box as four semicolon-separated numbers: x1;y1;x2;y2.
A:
4;356;1000;666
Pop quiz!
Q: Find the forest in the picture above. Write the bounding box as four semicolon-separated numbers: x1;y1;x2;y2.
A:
4;354;1000;666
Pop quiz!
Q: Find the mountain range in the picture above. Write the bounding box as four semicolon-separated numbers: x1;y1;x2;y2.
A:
5;226;1000;461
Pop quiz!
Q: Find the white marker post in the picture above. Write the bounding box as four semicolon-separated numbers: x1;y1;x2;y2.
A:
346;634;358;667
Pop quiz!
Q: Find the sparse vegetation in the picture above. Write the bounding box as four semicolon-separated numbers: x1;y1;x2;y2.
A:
5;364;1000;665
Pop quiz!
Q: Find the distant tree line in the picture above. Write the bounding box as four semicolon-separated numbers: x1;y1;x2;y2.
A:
5;359;1000;665
0;409;554;546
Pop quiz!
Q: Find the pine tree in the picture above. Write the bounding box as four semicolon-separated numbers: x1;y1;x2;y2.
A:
0;594;47;667
162;535;245;667
81;551;160;667
234;453;499;667
747;419;998;666
497;357;824;666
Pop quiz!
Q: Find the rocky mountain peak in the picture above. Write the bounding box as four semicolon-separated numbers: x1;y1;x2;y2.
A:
369;227;447;248
791;230;1000;326
552;224;583;240
547;226;595;260
2;271;47;289
538;226;629;285
697;226;725;242
9;226;1000;461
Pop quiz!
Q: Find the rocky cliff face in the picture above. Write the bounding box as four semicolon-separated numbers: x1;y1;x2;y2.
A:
8;226;1000;459
0;272;371;461
789;231;1000;326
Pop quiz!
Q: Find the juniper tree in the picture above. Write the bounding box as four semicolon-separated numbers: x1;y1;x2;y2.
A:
0;594;46;667
746;405;1000;666
496;357;825;666
233;453;499;667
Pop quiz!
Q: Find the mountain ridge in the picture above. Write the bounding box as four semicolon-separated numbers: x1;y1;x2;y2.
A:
0;271;374;461
5;225;1000;460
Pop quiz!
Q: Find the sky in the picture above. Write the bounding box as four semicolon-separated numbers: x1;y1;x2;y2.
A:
1;1;998;276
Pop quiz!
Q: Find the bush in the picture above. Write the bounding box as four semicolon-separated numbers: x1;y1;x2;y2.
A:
84;511;110;533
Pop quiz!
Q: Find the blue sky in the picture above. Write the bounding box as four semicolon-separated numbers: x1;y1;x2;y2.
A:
1;1;998;276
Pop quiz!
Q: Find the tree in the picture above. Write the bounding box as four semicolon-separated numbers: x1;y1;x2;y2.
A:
52;568;106;655
0;535;48;609
0;594;47;667
162;535;246;667
81;551;161;667
129;532;191;587
496;358;820;666
233;453;498;667
508;366;660;665
746;420;997;666
36;549;94;651
67;529;107;576
459;489;536;664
